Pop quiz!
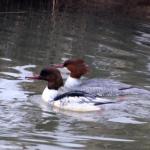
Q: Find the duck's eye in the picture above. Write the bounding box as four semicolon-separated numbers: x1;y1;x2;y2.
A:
40;69;50;77
64;61;71;67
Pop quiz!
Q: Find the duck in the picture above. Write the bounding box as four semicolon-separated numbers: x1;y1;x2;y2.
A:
53;59;89;88
26;67;120;112
53;59;150;97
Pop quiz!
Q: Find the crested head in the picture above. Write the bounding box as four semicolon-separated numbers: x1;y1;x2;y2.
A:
27;67;64;90
40;67;64;90
63;58;89;78
63;59;84;67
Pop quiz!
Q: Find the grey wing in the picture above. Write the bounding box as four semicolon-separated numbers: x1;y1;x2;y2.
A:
71;86;121;97
81;78;131;89
69;86;150;97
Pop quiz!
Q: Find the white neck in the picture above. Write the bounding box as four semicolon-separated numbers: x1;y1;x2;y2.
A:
42;86;58;102
64;76;81;88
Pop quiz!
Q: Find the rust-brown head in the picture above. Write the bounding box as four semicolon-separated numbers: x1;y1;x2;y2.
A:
26;67;63;90
53;59;89;79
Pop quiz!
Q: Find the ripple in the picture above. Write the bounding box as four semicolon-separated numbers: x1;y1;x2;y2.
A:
108;116;147;124
0;57;12;62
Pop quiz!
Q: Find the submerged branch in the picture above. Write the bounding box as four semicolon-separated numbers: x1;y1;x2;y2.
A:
0;11;27;14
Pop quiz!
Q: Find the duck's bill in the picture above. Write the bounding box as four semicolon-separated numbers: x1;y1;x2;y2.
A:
25;75;42;80
52;63;64;68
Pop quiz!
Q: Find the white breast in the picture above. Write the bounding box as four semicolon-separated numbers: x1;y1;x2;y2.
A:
42;87;58;103
64;76;81;88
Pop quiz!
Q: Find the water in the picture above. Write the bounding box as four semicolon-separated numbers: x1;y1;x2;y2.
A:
0;8;150;150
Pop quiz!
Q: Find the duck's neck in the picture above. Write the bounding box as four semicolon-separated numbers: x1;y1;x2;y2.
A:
64;76;81;88
42;86;58;102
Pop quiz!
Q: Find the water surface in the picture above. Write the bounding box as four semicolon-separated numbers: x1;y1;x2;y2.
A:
0;9;150;150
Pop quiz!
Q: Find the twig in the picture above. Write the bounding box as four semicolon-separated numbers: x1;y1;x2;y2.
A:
0;11;27;14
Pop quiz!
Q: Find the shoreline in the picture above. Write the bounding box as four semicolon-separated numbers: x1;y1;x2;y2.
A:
0;0;149;18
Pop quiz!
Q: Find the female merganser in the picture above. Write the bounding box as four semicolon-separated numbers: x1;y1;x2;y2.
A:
53;59;150;96
26;67;119;112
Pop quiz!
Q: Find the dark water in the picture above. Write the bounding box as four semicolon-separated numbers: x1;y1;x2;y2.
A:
0;9;150;150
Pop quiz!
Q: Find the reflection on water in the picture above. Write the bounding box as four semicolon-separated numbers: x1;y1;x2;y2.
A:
0;8;150;150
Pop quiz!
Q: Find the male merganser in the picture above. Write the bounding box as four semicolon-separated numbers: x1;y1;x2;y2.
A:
53;59;150;96
26;67;119;112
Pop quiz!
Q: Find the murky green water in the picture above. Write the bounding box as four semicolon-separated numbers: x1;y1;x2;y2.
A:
0;9;150;150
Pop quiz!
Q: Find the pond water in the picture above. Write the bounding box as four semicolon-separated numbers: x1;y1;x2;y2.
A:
0;8;150;150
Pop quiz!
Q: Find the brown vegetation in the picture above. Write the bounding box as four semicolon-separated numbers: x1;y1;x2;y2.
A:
0;0;149;18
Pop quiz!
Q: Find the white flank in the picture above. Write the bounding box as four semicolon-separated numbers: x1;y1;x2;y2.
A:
51;97;102;112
